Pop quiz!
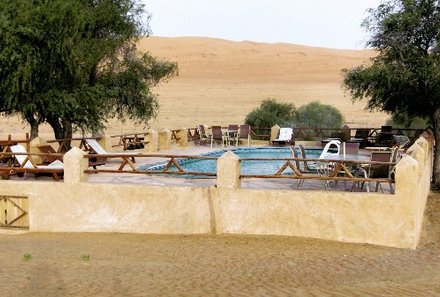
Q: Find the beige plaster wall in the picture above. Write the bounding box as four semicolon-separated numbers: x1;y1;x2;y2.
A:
0;181;212;234
0;134;433;249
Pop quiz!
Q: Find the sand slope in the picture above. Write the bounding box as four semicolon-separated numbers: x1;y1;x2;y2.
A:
137;36;383;131
0;36;384;137
1;192;440;296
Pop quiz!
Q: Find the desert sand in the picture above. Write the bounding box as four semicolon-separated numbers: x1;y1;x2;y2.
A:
0;36;385;139
0;191;439;296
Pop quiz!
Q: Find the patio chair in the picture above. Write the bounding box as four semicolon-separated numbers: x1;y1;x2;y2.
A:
319;139;341;159
227;124;239;146
239;124;251;146
376;125;394;145
196;125;212;145
393;134;410;149
298;145;319;173
7;144;64;180
351;128;371;148
343;142;360;155
271;128;293;146
290;145;321;189
357;151;394;193
210;126;226;147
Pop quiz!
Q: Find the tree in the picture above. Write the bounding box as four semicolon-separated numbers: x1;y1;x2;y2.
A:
245;99;297;128
0;0;177;141
342;0;440;186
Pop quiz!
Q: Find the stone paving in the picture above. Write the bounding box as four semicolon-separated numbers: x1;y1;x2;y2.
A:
85;145;393;194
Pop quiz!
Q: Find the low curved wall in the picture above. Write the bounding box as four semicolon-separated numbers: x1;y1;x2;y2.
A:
0;134;433;249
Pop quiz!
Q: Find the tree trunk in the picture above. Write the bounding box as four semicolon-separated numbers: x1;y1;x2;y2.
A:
29;122;39;140
47;116;73;151
24;114;39;139
433;109;440;188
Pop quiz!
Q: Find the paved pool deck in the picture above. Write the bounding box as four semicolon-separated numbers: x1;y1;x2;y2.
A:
85;144;392;194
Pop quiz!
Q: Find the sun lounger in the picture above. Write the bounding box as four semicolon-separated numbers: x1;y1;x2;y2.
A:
271;128;293;146
84;138;139;171
5;144;64;180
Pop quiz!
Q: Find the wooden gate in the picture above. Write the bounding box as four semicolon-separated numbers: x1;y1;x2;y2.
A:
0;195;29;229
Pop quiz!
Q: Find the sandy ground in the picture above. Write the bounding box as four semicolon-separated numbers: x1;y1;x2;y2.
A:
0;192;438;296
0;37;386;140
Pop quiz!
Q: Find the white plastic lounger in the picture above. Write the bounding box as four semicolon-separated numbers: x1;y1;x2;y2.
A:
272;128;293;146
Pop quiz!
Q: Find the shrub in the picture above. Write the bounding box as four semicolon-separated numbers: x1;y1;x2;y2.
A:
245;99;297;128
296;101;344;140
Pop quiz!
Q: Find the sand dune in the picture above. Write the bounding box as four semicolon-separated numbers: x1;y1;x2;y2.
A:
0;36;386;137
138;36;384;130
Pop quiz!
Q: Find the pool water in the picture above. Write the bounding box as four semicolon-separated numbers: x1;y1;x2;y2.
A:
141;147;323;176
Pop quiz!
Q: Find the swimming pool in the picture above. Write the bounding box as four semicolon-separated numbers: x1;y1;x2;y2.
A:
140;147;323;176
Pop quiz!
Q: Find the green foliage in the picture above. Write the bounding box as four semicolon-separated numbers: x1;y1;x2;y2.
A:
245;99;297;128
386;113;430;129
244;99;344;140
0;0;178;139
296;101;344;128
343;0;440;120
81;254;91;261
296;101;344;140
342;0;440;185
22;253;32;261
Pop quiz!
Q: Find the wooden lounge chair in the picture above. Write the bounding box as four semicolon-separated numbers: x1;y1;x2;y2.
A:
38;144;104;169
37;144;63;164
7;144;64;180
271;128;293;146
84;138;139;171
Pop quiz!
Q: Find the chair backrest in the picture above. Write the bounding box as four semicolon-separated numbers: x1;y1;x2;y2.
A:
228;124;238;132
211;126;223;140
343;142;359;155
354;129;370;140
289;146;302;170
38;144;61;163
278;128;293;141
369;151;392;178
381;125;393;133
319;140;340;159
197;125;207;138
10;144;34;169
239;124;250;139
85;139;107;154
379;125;394;141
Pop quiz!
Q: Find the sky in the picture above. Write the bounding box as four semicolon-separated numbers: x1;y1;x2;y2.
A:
142;0;383;50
